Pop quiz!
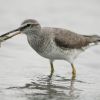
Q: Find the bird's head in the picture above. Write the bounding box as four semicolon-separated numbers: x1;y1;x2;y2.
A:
20;19;41;35
3;19;41;36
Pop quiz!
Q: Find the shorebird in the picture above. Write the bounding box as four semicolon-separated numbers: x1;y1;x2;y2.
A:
2;19;100;78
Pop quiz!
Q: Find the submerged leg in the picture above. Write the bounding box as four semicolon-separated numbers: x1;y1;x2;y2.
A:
49;60;54;78
71;64;76;79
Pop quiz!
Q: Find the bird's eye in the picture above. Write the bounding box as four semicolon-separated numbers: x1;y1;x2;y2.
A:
26;24;32;27
19;24;32;31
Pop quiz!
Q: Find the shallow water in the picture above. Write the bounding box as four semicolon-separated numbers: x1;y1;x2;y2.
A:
0;0;100;100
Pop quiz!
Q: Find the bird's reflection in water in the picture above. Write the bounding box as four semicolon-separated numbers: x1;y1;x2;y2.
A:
7;75;83;100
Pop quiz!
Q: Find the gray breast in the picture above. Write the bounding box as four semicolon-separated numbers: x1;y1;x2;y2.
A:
27;32;51;54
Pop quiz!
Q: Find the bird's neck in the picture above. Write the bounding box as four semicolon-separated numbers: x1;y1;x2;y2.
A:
27;30;45;53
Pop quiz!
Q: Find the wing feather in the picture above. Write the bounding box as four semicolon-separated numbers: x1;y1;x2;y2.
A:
54;29;90;49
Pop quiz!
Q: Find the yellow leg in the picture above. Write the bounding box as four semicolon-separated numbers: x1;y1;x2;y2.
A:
49;61;54;78
71;64;76;79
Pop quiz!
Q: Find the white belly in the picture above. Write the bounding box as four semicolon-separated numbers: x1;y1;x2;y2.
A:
39;41;83;63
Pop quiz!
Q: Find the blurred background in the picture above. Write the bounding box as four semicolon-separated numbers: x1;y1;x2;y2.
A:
0;0;100;100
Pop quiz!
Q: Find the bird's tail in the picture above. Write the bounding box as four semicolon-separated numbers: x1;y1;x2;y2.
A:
84;35;100;44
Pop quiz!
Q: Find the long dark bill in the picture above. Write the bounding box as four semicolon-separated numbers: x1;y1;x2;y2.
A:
0;24;29;37
0;24;28;42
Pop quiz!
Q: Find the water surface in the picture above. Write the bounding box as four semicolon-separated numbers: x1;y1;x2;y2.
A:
0;0;100;100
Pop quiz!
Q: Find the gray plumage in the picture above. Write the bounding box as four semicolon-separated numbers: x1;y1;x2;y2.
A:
6;19;100;78
19;19;100;63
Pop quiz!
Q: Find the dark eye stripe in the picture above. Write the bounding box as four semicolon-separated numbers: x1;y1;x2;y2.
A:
20;23;39;31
